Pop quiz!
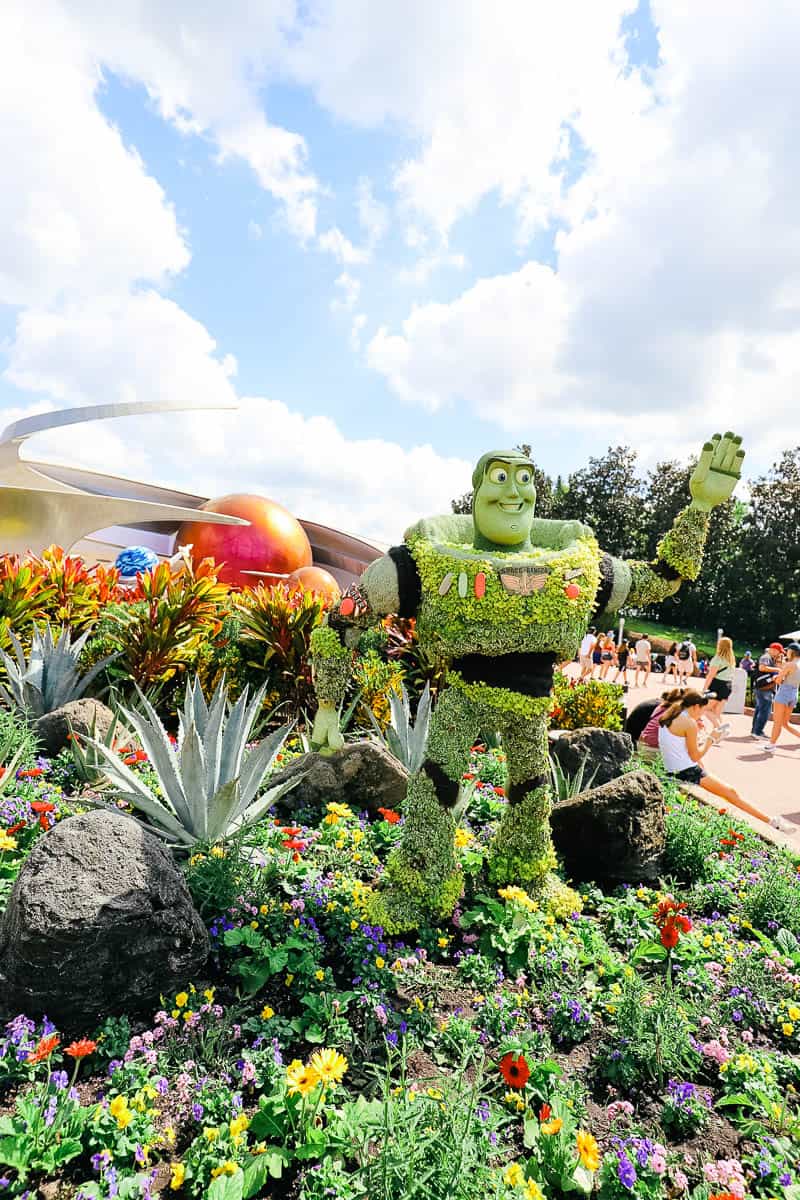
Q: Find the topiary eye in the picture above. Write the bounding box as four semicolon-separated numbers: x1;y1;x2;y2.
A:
516;469;532;485
489;467;508;484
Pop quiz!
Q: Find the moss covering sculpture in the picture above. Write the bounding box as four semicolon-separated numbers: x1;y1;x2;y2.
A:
311;433;745;931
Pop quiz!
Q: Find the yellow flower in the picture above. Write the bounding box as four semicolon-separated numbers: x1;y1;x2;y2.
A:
498;884;536;911
230;1114;249;1137
0;832;18;852
524;1181;544;1200
116;1109;133;1130
250;921;259;930
426;1087;444;1100
203;1127;220;1142
437;937;449;949
782;1022;795;1037
211;1162;239;1178
204;988;215;1003
175;991;188;1008
182;1010;194;1022
170;1162;185;1190
162;1126;177;1147
286;1059;319;1097
788;1006;800;1021
314;970;325;981
375;956;385;969
454;827;472;848
261;1005;275;1020
109;1096;129;1119
350;920;359;931
285;974;294;987
260;904;269;914
210;845;225;858
540;1117;563;1136
503;1090;526;1112
309;1047;348;1087
504;1162;525;1187
576;1131;601;1171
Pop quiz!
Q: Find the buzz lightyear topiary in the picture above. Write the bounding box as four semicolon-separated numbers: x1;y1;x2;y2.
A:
311;433;745;931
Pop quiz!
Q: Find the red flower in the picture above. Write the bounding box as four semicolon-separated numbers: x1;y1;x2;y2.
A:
659;921;680;949
30;800;56;830
27;1034;60;1064
495;786;506;797
18;767;44;778
675;914;692;933
709;1194;740;1200
377;807;400;824
283;838;307;852
280;826;302;837
539;1103;552;1122
499;1052;530;1089
65;1038;97;1059
6;820;26;835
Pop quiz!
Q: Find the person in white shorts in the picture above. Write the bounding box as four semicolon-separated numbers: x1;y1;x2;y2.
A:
675;638;696;688
634;635;652;688
578;627;597;680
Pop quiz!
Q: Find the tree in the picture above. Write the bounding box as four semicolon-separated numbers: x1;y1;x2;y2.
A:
554;446;646;559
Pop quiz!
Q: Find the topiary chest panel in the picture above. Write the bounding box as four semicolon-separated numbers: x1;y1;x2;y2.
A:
409;535;601;660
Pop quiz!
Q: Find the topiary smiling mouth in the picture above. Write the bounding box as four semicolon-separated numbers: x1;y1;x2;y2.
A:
498;501;524;512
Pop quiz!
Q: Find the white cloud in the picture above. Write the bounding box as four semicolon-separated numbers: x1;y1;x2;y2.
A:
318;227;370;265
330;272;361;313
6;291;238;413
364;0;800;469
56;0;319;240
247;220;263;240
289;0;640;239
398;250;467;285
357;177;388;248
0;0;189;307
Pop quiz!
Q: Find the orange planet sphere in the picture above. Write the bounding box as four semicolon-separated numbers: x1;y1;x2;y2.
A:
287;565;341;607
177;493;311;589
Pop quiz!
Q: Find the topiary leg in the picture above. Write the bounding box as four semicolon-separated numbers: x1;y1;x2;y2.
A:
369;685;477;933
487;698;557;891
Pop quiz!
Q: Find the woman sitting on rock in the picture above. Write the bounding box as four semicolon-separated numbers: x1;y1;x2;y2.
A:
658;690;790;831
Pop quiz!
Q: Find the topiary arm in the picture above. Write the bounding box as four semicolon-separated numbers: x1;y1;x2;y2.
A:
310;551;418;752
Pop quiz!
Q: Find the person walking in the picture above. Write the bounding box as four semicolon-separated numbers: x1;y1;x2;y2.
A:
764;643;800;754
739;650;754;677
634;633;652;688
676;637;696;688
704;636;736;734
751;641;784;739
578;626;597;681
614;637;632;685
658;690;790;830
599;631;617;680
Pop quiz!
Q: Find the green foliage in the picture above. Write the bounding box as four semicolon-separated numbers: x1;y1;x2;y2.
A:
548;751;599;802
186;836;280;919
368;681;432;773
0;554;58;653
0;706;38;769
84;676;301;848
549;672;624;731
595;974;700;1093
238;582;325;714
741;862;800;936
309;623;352;708
664;800;725;883
92;558;228;703
0;623;114;718
654;505;710;581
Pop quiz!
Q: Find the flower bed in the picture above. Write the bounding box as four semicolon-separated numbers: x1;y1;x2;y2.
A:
1;743;799;1199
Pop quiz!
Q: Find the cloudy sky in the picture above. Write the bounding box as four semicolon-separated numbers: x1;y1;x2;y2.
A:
1;0;798;542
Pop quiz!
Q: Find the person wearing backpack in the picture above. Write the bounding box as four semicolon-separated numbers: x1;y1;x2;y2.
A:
676;638;695;688
751;641;784;739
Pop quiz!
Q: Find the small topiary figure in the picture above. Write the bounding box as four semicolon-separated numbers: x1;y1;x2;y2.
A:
311;434;745;931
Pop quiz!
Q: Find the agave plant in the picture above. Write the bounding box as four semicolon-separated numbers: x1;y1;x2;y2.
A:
0;624;115;718
368;681;432;775
548;750;599;803
84;675;303;847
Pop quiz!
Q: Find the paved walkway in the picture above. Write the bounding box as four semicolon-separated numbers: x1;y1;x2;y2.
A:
563;664;800;850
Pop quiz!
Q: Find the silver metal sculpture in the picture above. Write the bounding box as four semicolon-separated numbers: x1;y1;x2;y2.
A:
0;401;246;557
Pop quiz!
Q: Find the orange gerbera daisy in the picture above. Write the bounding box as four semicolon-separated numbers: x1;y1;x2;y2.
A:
27;1034;60;1064
499;1052;530;1089
65;1038;98;1059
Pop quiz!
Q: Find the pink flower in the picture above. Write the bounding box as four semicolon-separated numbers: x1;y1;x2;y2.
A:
651;1154;667;1176
673;1171;689;1193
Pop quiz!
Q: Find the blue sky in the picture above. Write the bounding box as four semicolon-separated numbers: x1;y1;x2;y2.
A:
1;0;797;541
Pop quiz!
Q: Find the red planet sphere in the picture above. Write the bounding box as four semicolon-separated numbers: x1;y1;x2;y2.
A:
177;494;312;589
287;565;341;607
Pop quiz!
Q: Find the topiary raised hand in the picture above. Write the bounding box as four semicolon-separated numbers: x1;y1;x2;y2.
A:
689;432;745;512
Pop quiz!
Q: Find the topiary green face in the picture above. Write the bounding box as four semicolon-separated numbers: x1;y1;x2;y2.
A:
472;452;536;548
